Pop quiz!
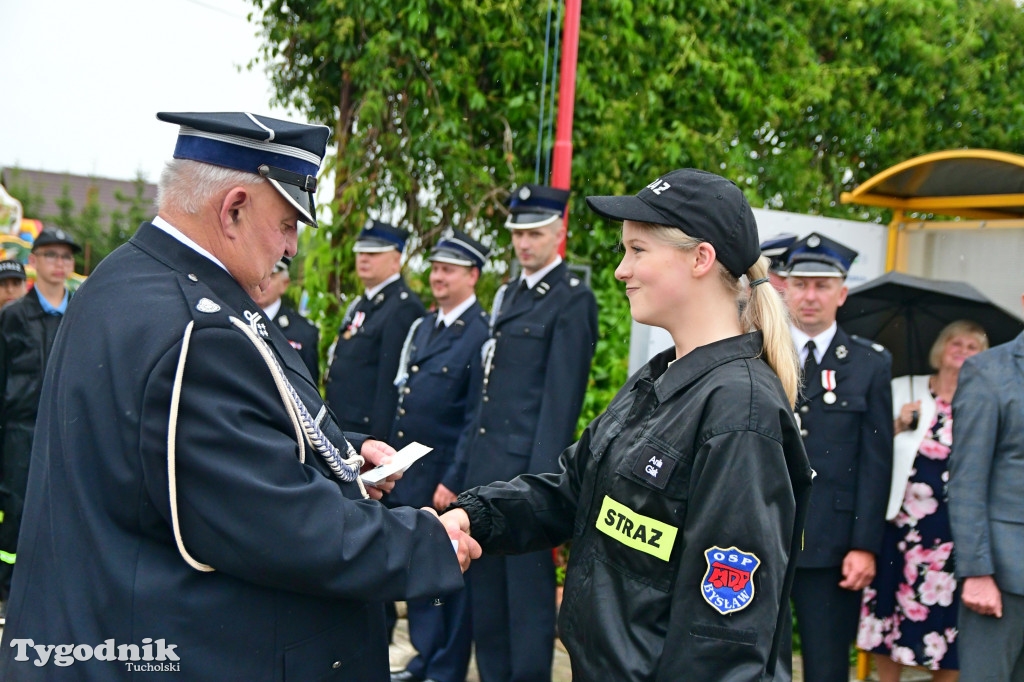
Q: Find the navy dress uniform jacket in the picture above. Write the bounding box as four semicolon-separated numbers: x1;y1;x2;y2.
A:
795;326;893;567
0;223;464;682
388;303;489;508
456;261;598;490
455;333;814;681
273;302;320;383
950;331;1024;597
325;278;425;438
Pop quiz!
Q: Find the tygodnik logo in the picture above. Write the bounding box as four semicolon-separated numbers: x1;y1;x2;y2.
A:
9;638;180;670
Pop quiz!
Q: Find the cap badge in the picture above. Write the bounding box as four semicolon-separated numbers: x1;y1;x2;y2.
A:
518;186;532;200
835;344;848;360
701;546;760;615
196;298;221;314
807;235;821;248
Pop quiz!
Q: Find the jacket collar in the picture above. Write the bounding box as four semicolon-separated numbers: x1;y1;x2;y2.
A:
637;332;765;404
498;261;567;325
413;302;481;362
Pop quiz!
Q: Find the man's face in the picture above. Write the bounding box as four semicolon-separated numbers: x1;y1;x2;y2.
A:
232;183;301;298
786;275;848;335
29;245;74;288
510;222;563;275
429;261;478;310
252;271;288;308
355;250;401;289
0;278;26;306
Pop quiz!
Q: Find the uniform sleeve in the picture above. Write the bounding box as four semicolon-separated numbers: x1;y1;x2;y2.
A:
851;351;894;554
656;430;796;681
528;288;598;474
139;325;465;602
0;313;7;462
949;356;999;577
369;301;422;439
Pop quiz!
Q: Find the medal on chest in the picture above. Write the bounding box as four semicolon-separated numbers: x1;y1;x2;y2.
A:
344;310;366;339
821;369;837;404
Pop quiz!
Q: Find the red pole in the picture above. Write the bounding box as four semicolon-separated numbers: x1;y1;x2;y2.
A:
552;0;581;256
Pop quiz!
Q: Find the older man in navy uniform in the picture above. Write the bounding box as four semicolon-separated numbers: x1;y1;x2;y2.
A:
785;233;893;682
326;221;425;437
452;185;598;682
0;112;478;681
255;257;320;381
388;230;491;682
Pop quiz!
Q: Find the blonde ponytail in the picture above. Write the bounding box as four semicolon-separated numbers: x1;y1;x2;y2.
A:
741;257;800;406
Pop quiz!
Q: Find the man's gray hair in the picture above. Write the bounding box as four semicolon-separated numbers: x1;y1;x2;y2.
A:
157;159;266;215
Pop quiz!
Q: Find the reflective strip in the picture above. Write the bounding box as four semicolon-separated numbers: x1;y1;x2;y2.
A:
595;495;678;562
0;550;15;565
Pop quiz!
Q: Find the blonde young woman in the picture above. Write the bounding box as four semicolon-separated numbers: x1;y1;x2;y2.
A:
441;169;813;681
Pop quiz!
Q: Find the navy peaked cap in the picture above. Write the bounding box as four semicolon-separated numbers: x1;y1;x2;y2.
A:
157;111;331;227
760;233;799;273
429;229;490;269
0;260;26;281
505;184;570;229
784;232;858;277
353;220;409;253
586;168;760;277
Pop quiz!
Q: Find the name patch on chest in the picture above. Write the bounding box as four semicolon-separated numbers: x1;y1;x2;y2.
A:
595;495;678;561
700;546;760;615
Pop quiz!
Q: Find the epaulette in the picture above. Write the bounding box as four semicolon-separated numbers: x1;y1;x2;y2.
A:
850;334;891;356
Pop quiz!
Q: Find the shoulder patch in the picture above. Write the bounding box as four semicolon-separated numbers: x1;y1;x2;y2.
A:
196;298;220;314
701;546;760;615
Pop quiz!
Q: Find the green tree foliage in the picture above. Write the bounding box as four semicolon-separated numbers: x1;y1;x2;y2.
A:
249;0;1024;426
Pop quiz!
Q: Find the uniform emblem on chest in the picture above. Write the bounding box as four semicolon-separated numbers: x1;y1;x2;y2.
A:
701;546;760;615
595;495;678;561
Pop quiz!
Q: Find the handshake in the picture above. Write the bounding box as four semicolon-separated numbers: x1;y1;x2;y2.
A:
423;506;480;573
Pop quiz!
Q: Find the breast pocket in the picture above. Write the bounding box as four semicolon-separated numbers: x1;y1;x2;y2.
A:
592;438;690;592
823;394;867;443
501;323;547;366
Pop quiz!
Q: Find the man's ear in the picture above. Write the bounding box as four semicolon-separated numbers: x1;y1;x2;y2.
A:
218;186;250;235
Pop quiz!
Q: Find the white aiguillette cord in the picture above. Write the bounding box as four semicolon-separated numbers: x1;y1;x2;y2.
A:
167;316;368;573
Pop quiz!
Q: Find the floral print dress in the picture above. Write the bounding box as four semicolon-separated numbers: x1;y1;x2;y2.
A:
857;393;959;670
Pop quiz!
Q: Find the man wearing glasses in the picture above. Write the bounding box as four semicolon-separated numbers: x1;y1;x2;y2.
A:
0;227;80;619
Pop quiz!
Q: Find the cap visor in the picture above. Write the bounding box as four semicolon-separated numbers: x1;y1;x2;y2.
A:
504;213;560;230
353;240;399;253
786;262;845;277
429;254;475;267
267;177;317;227
585;195;672;226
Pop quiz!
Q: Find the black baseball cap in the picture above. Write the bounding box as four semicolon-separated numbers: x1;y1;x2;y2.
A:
33;228;82;254
586;169;760;277
0;260;26;281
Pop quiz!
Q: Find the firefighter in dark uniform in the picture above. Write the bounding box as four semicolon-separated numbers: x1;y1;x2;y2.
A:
256;257;320;381
387;230;491;682
784;233;893;682
0;112;479;682
325;221;425;437
452;184;598;682
442;168;813;680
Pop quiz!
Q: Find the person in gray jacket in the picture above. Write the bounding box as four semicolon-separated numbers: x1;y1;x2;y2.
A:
949;304;1024;681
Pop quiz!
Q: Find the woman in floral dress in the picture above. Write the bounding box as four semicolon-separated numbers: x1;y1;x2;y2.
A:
857;321;989;681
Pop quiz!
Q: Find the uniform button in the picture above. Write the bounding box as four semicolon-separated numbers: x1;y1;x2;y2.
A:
483;396;489;402
841;400;849;407
495;331;502;337
800;429;809;437
332;661;341;669
363;416;370;423
188;273;198;282
442;366;448;373
404;387;411;394
397;431;404;438
411;365;419;373
479;427;486;435
799;405;809;414
524;328;530;335
398;408;406;416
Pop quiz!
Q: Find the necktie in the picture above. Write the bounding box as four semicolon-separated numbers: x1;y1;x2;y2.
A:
803;340;818;385
429;320;445;342
504;280;528;311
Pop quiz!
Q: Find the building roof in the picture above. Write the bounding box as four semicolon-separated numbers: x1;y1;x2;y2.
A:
0;167;157;224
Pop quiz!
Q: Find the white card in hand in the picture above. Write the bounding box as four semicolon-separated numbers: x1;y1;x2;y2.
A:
360;442;433;486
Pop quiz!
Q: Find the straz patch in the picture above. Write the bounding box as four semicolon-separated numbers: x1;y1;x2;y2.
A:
595;495;678;561
701;546;760;615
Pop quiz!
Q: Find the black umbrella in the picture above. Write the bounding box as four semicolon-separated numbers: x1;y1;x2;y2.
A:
837;271;1024;378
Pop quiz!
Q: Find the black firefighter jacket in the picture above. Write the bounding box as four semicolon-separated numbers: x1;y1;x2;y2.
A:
0;223;464;681
456;333;813;681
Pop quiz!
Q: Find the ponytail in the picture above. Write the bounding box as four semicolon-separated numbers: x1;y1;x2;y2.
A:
741;257;799;406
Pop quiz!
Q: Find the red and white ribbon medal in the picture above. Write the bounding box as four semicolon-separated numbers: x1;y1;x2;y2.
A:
821;370;837;404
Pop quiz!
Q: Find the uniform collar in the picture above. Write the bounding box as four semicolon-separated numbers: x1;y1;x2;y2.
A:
437;293;476;328
520;255;562;289
364;272;401;300
262;298;283;319
641;332;765;403
151;215;230;273
790;321;837;363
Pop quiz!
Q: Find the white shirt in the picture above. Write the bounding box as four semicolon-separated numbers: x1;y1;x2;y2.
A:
151;216;229;273
436;294;477;329
364;273;401;300
262;298;283;319
790;321;838;365
520;255;563;290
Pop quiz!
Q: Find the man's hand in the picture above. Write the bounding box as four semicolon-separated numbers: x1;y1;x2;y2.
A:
423;507;480;572
962;575;1003;618
359;439;402;499
433;483;458;512
839;549;876;590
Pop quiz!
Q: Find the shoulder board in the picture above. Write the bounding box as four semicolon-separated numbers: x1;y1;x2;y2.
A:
850;334;890;355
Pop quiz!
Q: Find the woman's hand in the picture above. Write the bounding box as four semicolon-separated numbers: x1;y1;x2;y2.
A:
894;399;922;434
